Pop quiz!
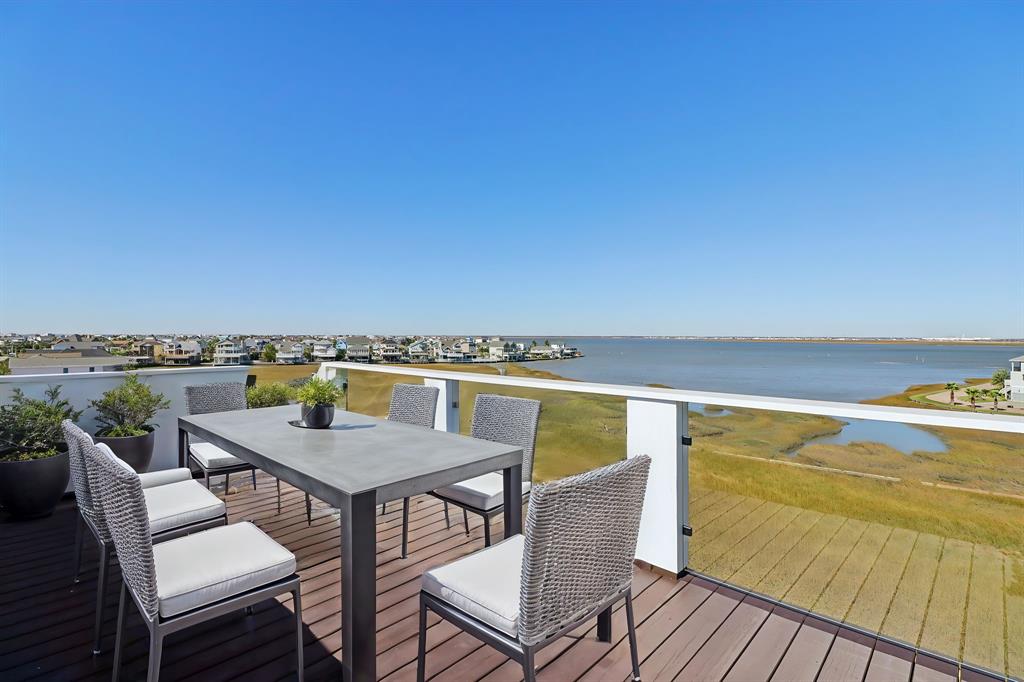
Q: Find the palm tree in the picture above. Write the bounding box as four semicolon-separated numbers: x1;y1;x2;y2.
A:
944;382;959;404
965;387;982;411
987;388;1001;410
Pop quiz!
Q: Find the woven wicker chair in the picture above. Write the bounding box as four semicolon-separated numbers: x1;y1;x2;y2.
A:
420;394;540;548
82;438;303;682
417;455;651;682
62;420;229;655
183;383;283;513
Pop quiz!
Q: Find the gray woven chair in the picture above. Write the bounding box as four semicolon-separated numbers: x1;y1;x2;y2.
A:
82;438;303;682
378;384;439;557
183;382;283;513
417;455;651;682
62;420;228;655
421;394;540;548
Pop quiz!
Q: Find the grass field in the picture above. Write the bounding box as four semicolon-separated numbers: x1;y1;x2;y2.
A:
246;361;1023;674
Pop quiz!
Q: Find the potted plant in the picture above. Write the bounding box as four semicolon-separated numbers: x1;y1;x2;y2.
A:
0;386;82;518
296;377;342;428
90;374;170;472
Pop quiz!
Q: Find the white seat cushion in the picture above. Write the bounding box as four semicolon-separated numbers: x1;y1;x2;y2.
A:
422;535;523;637
139;468;193;489
434;472;531;511
154;522;296;618
189;442;246;470
144;480;226;534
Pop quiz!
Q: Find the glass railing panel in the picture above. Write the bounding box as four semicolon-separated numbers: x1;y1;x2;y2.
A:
687;404;1023;679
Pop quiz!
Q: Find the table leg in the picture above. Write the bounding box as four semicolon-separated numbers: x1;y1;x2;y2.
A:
178;427;187;468
340;490;377;682
502;464;522;538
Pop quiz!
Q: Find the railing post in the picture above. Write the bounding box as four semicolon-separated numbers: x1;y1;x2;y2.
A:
626;398;688;577
425;378;460;433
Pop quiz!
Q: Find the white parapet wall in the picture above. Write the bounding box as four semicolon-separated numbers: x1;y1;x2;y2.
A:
0;366;251;474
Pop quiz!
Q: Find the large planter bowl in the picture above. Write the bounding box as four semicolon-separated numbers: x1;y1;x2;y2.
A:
301;403;335;429
0;451;70;519
95;430;155;473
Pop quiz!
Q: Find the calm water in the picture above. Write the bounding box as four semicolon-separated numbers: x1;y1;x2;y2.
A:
517;338;1024;454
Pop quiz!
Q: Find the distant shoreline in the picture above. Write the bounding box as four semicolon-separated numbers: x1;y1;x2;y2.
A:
513;336;1024;346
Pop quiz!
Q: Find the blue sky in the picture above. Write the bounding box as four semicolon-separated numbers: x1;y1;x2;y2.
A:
1;1;1021;337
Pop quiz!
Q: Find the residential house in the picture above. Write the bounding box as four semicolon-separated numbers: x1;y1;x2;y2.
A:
213;340;250;366
375;338;403;363
51;334;106;351
528;344;558;359
130;337;164;366
1008;355;1024;403
276;343;305;364
312;341;337;362
407;338;437;363
9;349;130;375
346;336;373;362
162;339;202;366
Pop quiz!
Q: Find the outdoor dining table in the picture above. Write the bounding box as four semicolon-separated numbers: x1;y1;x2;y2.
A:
178;404;524;681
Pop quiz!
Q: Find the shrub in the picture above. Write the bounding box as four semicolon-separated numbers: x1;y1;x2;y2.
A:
296;377;343;407
0;386;82;461
246;382;295;408
90;374;170;437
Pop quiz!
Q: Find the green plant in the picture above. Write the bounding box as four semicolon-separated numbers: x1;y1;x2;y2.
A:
296;376;342;407
965;387;982;411
944;382;959;404
0;358;10;376
0;386;82;461
90;374;170;437
261;344;278;363
987;388;1002;410
246;382;295;408
992;368;1010;389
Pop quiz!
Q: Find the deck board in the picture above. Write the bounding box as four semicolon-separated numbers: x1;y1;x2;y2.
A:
0;474;999;682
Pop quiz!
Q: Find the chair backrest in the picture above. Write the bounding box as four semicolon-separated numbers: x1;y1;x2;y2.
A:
82;441;159;619
517;455;651;646
470;394;541;483
387;383;439;428
61;420;112;540
184;382;247;415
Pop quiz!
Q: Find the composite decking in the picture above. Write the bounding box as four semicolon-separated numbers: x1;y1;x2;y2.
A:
688;486;1023;680
0;474;1009;681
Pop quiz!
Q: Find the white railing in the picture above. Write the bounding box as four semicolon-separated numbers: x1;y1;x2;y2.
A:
319;361;1024;577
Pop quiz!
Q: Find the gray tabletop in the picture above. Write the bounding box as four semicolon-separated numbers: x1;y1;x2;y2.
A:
178;405;523;506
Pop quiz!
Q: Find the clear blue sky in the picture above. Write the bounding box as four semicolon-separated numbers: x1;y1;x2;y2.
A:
1;1;1021;337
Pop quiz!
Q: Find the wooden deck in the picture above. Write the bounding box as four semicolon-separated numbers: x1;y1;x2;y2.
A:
688;486;1023;680
0;474;1008;681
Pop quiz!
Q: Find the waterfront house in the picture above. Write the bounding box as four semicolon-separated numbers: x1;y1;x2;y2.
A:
346;336;373;362
162;339;202;365
276;342;305;364
130;337;164;365
312;340;337;362
528;344;557;359
1008;355;1024;402
213;339;250;365
50;334;107;351
375;338;403;363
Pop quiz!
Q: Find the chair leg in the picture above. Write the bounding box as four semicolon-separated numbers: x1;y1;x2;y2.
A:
224;472;230;495
443;501;450;528
276;478;282;514
147;630;163;682
293;587;305;682
625;590;641;681
416;599;428;682
92;541;111;654
463;508;470;535
73;515;84;584
112;583;128;682
251;468;257;490
204;471;211;489
483;514;491;547
381;501;386;515
401;498;410;559
522;646;537;682
305;493;312;525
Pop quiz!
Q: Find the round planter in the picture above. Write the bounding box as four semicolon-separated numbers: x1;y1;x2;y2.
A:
301;403;335;429
0;451;70;519
95;430;156;473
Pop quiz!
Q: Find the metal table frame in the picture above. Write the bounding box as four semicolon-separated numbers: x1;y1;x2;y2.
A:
178;405;523;681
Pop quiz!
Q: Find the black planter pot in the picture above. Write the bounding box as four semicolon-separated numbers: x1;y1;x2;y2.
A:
95;430;156;473
0;451;70;519
301;403;335;429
